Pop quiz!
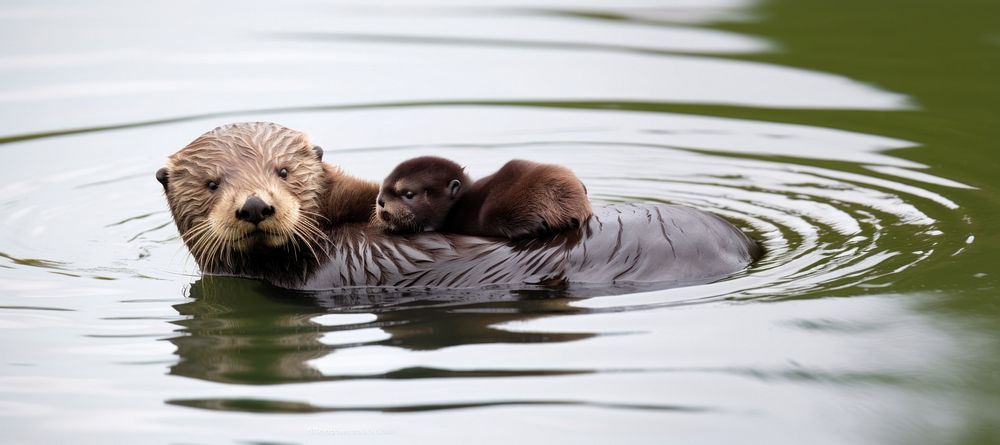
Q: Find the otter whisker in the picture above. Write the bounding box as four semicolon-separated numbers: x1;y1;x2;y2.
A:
296;216;326;239
291;220;323;263
187;220;215;242
299;216;329;243
182;221;214;248
184;221;218;270
197;230;218;273
299;211;333;245
295;211;329;244
199;225;223;272
216;230;234;273
186;228;216;259
203;226;229;274
210;227;226;273
221;227;237;273
298;208;330;224
287;223;302;261
291;232;309;263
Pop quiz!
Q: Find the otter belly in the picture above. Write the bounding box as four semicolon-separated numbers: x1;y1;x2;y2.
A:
295;204;761;291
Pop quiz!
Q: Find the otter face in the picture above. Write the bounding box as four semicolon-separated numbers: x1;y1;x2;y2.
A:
375;156;465;233
156;122;328;272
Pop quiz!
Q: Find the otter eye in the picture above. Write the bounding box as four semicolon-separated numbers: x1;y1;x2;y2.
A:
278;168;288;179
207;181;219;191
402;191;416;200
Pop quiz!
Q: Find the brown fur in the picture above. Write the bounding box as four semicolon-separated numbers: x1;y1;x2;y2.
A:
156;122;378;275
374;156;471;233
376;157;592;239
320;163;380;224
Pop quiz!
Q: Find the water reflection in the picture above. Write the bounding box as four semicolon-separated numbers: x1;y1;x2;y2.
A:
0;0;995;442
167;397;707;414
169;277;596;385
170;278;330;384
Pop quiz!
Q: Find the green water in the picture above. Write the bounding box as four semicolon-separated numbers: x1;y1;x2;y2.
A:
734;2;1000;441
0;0;998;443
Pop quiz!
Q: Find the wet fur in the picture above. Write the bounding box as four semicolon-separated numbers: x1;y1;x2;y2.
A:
374;156;471;233
377;157;592;239
157;124;760;290
157;122;378;277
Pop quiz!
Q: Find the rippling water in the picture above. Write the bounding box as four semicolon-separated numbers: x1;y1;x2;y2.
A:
1;0;998;444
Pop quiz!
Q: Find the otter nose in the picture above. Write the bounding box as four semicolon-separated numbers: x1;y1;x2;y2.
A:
236;196;275;225
377;196;385;208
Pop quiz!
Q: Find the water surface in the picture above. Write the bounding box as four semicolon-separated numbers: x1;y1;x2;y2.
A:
1;0;998;443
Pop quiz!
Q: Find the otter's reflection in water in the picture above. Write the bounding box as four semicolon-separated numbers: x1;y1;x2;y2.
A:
168;277;602;387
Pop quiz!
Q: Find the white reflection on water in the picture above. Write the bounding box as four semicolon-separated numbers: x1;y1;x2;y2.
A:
0;102;968;318
0;0;980;444
0;0;908;136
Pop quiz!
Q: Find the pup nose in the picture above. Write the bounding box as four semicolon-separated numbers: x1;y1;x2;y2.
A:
377;196;385;208
236;196;275;225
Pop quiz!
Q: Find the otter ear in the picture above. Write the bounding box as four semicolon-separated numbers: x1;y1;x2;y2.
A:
312;145;323;160
156;168;169;189
448;179;462;198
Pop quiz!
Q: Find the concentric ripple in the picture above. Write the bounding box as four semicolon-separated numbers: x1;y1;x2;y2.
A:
0;105;972;308
0;0;985;442
294;105;970;309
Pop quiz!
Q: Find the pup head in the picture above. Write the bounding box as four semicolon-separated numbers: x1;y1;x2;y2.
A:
374;156;469;233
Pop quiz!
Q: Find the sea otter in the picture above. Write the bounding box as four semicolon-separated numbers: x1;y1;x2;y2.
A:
375;156;592;238
155;122;379;279
156;122;761;290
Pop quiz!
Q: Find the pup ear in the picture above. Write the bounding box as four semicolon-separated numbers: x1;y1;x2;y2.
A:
448;179;462;198
312;145;324;160
156;168;169;189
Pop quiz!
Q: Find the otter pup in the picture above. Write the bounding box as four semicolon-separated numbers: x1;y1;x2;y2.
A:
375;156;592;238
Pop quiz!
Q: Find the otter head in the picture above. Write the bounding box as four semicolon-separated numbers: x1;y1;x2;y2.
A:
156;122;328;273
375;156;469;233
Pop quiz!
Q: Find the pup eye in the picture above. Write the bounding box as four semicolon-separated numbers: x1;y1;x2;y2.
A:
403;191;416;200
278;168;288;179
207;181;219;191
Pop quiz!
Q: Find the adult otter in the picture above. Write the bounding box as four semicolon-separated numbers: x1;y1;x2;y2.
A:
156;122;761;290
375;156;592;238
155;122;378;279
